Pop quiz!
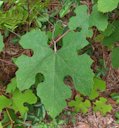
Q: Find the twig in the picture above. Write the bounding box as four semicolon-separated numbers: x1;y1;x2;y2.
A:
8;29;21;38
49;29;70;47
3;121;11;128
6;109;14;127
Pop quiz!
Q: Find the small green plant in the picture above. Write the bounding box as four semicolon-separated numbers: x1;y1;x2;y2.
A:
89;78;106;100
68;78;112;116
93;97;112;116
68;95;112;116
68;96;91;114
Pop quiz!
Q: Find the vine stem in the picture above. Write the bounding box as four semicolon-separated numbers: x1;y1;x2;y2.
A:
6;108;14;127
53;40;57;52
8;29;21;38
52;27;56;52
3;121;11;128
49;29;70;47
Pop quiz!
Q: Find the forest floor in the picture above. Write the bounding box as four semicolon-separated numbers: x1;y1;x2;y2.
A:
0;0;119;127
0;34;119;128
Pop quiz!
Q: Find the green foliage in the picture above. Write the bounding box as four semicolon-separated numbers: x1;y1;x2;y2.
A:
97;0;119;13
0;90;37;116
0;0;50;30
12;89;37;116
111;47;119;68
0;1;3;7
103;21;119;47
102;24;115;37
111;95;119;123
15;29;94;118
93;97;112;115
68;96;91;114
1;109;17;126
89;5;108;31
68;85;112;116
115;112;119;124
33;120;63;128
6;78;17;93
59;0;73;18
54;21;63;38
69;5;92;37
0;96;11;111
0;122;3;128
0;6;28;30
89;78;106;100
68;78;108;115
94;34;104;42
111;93;119;104
0;33;4;51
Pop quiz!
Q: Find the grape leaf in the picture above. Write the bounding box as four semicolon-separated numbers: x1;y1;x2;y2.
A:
68;96;91;114
97;0;119;13
15;29;94;118
0;33;4;51
68;5;92;37
93;97;112;115
6;78;17;93
89;5;108;31
111;47;119;68
0;96;11;112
